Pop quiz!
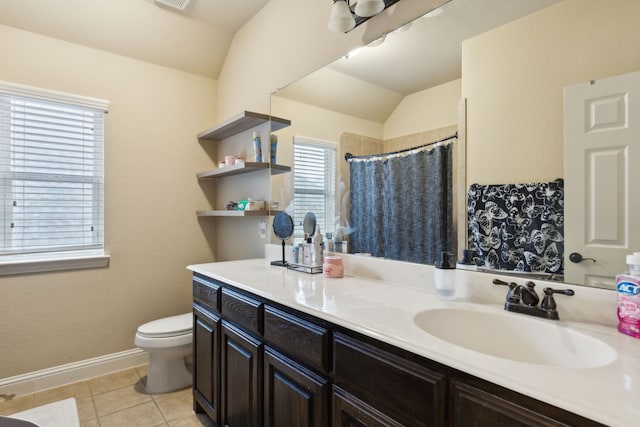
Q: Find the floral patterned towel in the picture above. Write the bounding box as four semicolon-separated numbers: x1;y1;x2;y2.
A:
467;179;564;274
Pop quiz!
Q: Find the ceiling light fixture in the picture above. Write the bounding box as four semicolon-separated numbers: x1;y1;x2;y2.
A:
328;0;356;33
328;0;401;33
354;0;385;18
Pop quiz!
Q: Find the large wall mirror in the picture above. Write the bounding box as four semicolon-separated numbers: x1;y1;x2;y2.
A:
270;0;640;290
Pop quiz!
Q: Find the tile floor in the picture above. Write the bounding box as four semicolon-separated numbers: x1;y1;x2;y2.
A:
0;365;212;427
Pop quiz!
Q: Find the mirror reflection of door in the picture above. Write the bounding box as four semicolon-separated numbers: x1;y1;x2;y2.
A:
564;70;640;287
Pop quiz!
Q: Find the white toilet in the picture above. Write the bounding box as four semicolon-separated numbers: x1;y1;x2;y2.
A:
135;313;193;394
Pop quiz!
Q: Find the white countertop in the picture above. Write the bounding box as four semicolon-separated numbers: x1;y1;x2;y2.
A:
188;258;640;427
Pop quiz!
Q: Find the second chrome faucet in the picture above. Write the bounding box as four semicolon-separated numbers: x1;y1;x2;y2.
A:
493;279;574;320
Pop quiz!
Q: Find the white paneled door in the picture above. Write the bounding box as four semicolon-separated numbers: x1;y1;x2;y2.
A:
564;70;640;287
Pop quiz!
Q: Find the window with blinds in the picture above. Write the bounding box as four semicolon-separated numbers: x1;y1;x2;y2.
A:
0;83;107;257
293;137;336;239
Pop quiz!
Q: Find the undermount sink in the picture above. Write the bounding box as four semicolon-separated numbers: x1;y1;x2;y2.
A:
413;308;617;368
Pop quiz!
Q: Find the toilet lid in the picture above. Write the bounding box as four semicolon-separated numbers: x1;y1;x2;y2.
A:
138;313;192;338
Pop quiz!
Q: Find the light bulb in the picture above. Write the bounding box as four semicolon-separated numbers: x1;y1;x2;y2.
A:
328;0;356;33
354;0;385;18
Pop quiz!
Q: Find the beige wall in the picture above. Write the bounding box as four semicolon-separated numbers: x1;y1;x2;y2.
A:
384;79;461;140
463;0;640;185
0;24;216;377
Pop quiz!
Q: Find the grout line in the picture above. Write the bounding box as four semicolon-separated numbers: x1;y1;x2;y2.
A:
1;365;202;427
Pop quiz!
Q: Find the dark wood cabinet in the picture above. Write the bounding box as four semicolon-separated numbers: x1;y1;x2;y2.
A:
451;379;562;427
448;373;606;427
264;305;330;373
221;320;263;427
192;272;604;427
333;332;447;427
193;304;221;424
332;385;404;427
264;346;329;427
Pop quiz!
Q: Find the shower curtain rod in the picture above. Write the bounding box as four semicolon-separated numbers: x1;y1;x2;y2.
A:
344;132;458;162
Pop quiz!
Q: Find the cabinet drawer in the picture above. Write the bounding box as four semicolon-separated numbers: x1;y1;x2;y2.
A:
264;305;330;373
193;274;221;313
333;333;446;427
221;288;263;336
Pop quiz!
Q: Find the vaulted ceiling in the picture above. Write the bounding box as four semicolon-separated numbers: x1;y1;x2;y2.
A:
0;0;270;78
0;0;560;122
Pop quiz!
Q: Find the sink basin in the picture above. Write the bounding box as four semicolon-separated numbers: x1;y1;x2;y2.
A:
413;308;617;368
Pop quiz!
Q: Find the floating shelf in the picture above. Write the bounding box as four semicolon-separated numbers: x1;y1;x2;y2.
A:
198;111;291;141
196;210;271;217
197;162;291;179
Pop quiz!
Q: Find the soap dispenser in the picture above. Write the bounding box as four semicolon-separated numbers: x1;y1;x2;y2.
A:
456;249;477;271
434;252;456;300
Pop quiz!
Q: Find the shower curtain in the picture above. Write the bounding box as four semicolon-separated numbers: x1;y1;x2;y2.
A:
348;143;453;265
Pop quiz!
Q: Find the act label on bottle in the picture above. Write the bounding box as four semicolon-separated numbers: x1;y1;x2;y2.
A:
618;281;640;295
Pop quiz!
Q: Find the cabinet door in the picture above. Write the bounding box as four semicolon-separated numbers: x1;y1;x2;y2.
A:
221;320;263;427
264;346;329;427
193;305;220;424
333;333;446;427
450;379;606;427
332;385;404;427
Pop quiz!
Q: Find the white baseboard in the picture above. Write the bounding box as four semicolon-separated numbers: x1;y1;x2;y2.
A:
0;349;149;398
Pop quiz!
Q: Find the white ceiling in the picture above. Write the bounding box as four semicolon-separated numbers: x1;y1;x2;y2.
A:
0;0;270;78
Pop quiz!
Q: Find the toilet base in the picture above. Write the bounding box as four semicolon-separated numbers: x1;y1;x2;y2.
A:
145;347;192;394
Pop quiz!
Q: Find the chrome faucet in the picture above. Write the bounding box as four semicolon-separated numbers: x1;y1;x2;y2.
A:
493;279;574;320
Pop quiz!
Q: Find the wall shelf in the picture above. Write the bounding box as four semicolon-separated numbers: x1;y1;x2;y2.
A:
197;111;291;141
195;110;291;232
197;162;291;179
196;210;271;217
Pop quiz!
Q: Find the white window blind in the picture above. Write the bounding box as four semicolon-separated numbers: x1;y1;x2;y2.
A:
293;136;336;239
0;82;107;257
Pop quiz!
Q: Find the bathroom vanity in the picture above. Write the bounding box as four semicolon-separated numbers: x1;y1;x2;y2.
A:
189;259;640;427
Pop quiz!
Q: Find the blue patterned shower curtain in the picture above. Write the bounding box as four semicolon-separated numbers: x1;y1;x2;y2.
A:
348;143;454;265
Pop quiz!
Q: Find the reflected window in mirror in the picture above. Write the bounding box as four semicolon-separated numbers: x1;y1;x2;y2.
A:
293;136;336;240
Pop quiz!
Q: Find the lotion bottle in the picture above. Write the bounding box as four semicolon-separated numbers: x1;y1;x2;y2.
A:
313;225;323;265
303;235;313;265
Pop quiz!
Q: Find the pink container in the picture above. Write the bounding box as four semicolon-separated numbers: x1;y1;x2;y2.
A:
323;256;343;278
617;273;640;339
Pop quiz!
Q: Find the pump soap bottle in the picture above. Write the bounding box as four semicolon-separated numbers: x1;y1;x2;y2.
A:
313;225;324;266
434;252;456;300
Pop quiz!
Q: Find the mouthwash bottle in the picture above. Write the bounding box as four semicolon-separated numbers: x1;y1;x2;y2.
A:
617;252;640;339
253;132;262;162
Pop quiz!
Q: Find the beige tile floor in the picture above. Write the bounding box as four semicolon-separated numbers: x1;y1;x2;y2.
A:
0;365;213;427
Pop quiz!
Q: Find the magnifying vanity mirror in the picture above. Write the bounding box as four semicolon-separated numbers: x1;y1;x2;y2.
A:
269;0;640;290
303;212;317;238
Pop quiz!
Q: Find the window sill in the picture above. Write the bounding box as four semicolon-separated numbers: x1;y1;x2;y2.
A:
0;251;110;276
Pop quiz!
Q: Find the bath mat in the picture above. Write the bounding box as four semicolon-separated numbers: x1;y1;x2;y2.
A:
3;398;79;427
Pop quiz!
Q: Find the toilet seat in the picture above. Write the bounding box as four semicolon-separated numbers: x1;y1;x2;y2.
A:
137;313;192;338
